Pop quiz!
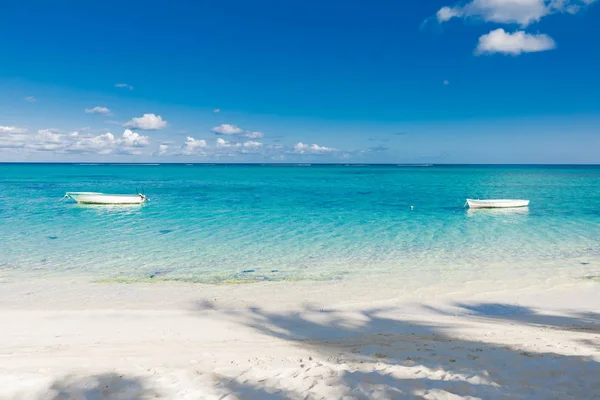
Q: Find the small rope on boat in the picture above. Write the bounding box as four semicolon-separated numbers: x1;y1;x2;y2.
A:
59;194;70;202
463;200;468;208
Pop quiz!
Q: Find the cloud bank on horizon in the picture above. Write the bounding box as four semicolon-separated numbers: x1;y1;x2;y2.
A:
0;126;149;155
0;121;341;161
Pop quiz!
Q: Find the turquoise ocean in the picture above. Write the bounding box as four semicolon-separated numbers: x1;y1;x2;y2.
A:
1;164;599;284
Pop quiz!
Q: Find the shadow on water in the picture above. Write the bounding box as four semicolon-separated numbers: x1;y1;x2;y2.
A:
195;301;600;399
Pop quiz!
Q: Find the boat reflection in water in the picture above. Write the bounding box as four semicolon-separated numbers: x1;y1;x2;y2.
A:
466;207;530;217
73;202;145;216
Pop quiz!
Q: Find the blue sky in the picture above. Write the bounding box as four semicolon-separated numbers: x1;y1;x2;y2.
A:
1;0;599;163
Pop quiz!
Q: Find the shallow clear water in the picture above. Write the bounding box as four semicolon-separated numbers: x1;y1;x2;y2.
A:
1;164;599;283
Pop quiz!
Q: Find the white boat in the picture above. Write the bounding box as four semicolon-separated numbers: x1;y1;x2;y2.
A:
466;199;529;209
65;192;147;205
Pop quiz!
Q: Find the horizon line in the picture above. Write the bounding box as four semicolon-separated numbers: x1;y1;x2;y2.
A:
1;162;599;166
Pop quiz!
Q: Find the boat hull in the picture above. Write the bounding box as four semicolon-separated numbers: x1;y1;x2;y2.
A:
66;192;146;204
466;199;529;209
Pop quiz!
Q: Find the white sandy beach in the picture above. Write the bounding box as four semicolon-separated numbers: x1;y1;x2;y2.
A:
1;276;599;400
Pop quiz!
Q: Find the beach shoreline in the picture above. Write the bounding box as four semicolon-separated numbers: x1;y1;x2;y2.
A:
1;277;599;399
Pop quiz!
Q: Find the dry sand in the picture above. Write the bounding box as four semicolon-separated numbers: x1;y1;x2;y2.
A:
0;277;599;399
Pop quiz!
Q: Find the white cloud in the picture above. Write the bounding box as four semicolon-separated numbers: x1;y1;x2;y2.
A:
243;141;262;149
555;0;598;13
85;106;112;115
155;144;169;156
216;137;230;147
244;131;264;139
443;80;450;85
69;130;150;155
216;137;241;148
0;132;28;149
437;6;464;21
27;129;65;152
437;0;547;25
115;83;134;90
476;28;556;54
170;137;279;157
437;0;596;26
0;126;28;134
211;123;264;139
124;113;168;130
68;133;117;155
37;129;63;143
121;129;150;148
211;124;244;135
213;108;221;113
25;96;36;103
181;137;207;155
294;142;336;154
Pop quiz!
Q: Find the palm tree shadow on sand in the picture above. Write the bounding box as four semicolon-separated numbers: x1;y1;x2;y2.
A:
45;373;158;400
196;301;600;400
35;303;600;399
